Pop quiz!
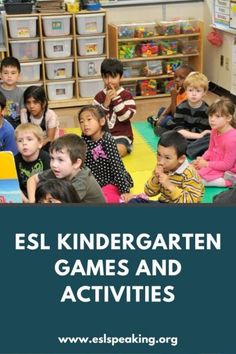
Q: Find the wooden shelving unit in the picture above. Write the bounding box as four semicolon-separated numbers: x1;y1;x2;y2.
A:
3;10;107;108
108;21;203;99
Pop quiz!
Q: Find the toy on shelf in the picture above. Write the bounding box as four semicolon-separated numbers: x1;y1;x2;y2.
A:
181;21;199;34
164;59;183;74
118;25;135;39
123;82;137;96
159;40;178;56
141;60;163;76
180;39;199;54
134;23;156;38
163;79;175;93
156;21;181;36
118;43;136;59
139;79;157;96
139;42;158;57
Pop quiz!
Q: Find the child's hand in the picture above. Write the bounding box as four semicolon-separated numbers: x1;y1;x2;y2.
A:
157;171;170;189
200;130;211;138
193;157;208;169
104;84;117;107
120;193;134;203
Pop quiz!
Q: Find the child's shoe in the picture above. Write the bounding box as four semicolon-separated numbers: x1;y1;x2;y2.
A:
224;171;236;185
147;115;157;126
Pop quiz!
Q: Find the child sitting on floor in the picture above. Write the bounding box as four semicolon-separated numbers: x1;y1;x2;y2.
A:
126;131;204;203
193;97;236;187
20;86;59;152
155;72;211;160
147;64;193;128
14;123;50;203
94;58;136;157
78;105;133;203
27;134;105;203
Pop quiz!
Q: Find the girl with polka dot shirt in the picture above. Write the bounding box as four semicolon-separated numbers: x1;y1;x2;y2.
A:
78;105;134;203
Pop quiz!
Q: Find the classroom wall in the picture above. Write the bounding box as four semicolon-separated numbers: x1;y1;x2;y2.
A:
105;2;204;23
203;0;233;91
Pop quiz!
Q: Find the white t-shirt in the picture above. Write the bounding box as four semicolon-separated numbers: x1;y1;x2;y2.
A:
20;108;59;139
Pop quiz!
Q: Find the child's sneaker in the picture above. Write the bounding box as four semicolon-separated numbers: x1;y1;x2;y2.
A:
147;115;157;126
224;171;236;185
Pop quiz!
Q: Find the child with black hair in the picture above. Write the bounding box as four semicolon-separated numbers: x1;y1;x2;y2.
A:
0;91;18;155
35;179;80;203
147;64;193;128
144;131;204;203
93;58;136;157
78;105;133;203
0;56;24;129
126;131;204;204
20;85;59;151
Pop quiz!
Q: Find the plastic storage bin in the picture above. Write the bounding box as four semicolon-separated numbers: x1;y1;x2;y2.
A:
77;35;105;56
42;15;72;37
45;59;73;79
79;78;104;97
159;40;178;55
118;24;135;39
122;83;137;97
44;37;72;58
181;21;200;34
77;57;104;77
46;80;74;101
18;82;43;92
156;20;181;36
76;13;105;34
7;17;37;38
9;39;39;60
179;39;199;54
20;61;41;82
134;22;156;38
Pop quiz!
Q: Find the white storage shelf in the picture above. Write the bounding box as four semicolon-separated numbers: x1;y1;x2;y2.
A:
5;10;107;107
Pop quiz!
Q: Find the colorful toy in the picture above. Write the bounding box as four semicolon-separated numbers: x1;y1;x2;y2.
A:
181;21;199;34
164;59;183;74
163;79;175;93
118;43;136;59
135;26;155;38
157;21;181;36
159;40;178;56
118;26;135;39
139;79;157;96
140;42;158;57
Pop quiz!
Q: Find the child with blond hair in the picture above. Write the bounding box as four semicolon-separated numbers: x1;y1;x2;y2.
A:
14;123;50;202
156;72;211;159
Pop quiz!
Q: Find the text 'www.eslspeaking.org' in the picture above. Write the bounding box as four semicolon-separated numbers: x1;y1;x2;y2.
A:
58;334;178;347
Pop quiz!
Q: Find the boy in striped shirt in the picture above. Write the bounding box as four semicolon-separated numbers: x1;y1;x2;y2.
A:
144;131;204;203
94;58;136;157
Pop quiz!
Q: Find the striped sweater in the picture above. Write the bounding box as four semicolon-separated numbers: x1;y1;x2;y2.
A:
94;87;136;143
144;159;204;203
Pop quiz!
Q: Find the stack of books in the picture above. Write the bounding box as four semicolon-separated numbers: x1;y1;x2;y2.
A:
36;0;65;12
